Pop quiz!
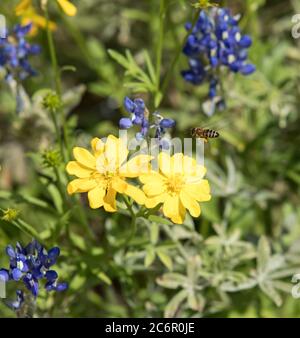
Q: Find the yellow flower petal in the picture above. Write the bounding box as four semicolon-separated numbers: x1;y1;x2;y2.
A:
66;161;94;178
180;190;201;217
183;180;211;201
185;165;207;182
158;152;172;177
139;171;165;185
57;0;77;16
124;184;146;205
143;182;166;197
73;147;96;169
120;155;152;178
163;195;186;224
91;137;105;156
88;186;106;209
15;0;31;16
104;135;129;169
111;177;127;193
171;153;184;174
145;193;168;208
67;178;97;194
103;187;117;212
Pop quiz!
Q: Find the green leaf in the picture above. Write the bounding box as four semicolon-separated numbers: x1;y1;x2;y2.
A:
70;274;86;291
156;273;187;289
157;249;173;271
70;232;87;251
150;222;159;244
164;290;188;318
108;49;130;68
14;219;40;240
260;281;282;307
144;247;156;267
257;236;271;274
144;50;156;85
187;292;205;312
149;215;173;226
92;270;112;285
47;184;63;214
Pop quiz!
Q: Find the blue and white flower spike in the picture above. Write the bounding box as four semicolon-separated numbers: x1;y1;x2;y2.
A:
182;8;255;115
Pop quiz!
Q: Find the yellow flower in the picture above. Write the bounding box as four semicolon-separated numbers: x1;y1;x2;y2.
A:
140;153;211;224
66;135;152;212
16;4;57;36
56;0;77;16
1;208;20;222
16;0;77;18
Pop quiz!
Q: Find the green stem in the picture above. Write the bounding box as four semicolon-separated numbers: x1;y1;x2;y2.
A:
45;6;71;161
122;196;138;245
45;7;61;97
160;9;201;101
49;108;64;159
155;0;166;91
12;219;43;243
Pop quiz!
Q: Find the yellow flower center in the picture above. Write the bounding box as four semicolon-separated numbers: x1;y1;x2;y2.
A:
166;175;184;194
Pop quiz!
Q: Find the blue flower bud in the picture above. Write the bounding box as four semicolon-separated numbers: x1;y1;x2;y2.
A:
160;118;175;128
119;117;133;129
124;97;135;113
241;64;256;75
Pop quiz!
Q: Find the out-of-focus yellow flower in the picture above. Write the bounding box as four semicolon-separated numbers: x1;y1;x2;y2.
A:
16;0;77;18
16;4;57;35
1;208;20;222
66;135;152;212
56;0;77;16
140;153;211;224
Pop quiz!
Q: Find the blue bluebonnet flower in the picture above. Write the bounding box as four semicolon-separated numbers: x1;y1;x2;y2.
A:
0;240;67;301
119;97;175;148
182;8;255;114
0;23;41;82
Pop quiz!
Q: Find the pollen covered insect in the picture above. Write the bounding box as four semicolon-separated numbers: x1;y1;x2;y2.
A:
191;127;220;142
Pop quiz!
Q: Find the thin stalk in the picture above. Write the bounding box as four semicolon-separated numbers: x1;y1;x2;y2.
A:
45;7;61;97
160;9;201;100
122;196;138;245
155;0;166;90
45;5;71;160
49;108;64;159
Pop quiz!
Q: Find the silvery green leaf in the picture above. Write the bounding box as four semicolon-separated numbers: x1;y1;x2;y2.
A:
269;267;300;280
220;278;257;292
257;236;271;274
266;255;285;273
187;256;201;283
156;273;187;289
259;281;282;307
164;289;188;318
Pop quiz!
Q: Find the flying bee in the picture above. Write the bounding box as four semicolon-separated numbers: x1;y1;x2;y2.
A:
192;0;219;9
191;127;219;142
